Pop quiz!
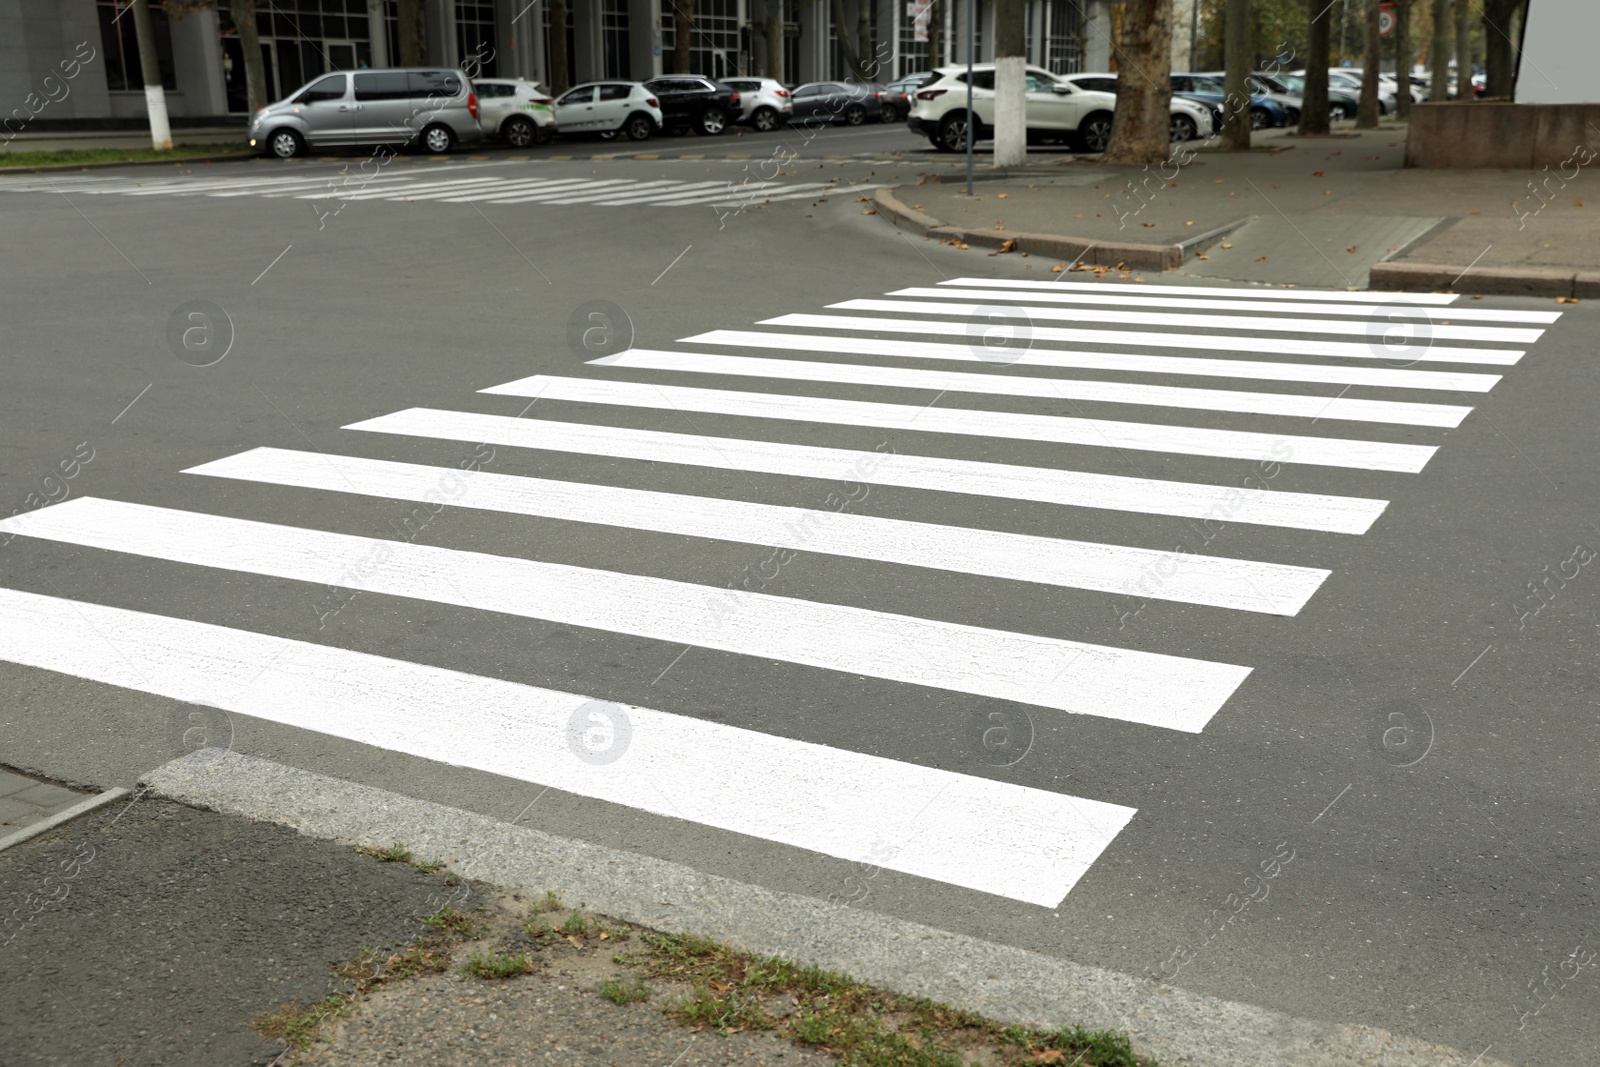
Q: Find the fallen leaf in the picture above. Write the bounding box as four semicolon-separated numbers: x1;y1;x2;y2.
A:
1027;1051;1067;1064
1471;294;1483;300
1050;262;1066;272
1346;245;1357;253
1196;253;1210;259
1220;242;1233;248
862;209;876;215
1256;256;1269;262
1142;222;1156;227
987;239;1018;256
1557;296;1580;303
997;192;1009;199
1323;190;1333;195
1575;199;1586;206
1213;178;1225;183
854;196;870;202
1440;320;1451;325
1185;220;1194;226
1312;170;1325;176
994;224;1006;230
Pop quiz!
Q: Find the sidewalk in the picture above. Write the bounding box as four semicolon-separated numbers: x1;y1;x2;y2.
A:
874;125;1599;296
0;127;242;153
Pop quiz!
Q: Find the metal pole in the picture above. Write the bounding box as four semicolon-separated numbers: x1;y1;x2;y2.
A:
965;0;975;195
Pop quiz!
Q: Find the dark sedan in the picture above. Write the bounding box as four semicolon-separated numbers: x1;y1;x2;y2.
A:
788;82;885;127
642;76;742;135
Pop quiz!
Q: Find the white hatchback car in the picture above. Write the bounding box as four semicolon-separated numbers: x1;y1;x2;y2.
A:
909;64;1123;152
722;77;793;132
553;81;663;141
1058;73;1217;141
472;77;556;147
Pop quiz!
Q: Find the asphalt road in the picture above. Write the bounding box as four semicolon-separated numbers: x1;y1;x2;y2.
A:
1;127;1597;1067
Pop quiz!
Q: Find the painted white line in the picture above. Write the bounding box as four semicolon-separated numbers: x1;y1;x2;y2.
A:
765;313;1524;366
938;278;1460;304
189;447;1330;614
909;284;1562;324
288;176;511;201
349;408;1389;534
540;180;695;204
744;183;881;204
581;180;735;205
684;329;1502;392
480;376;1437;473
842;298;1543;344
405;178;595;202
0;498;1250;730
616;182;784;206
592;349;1473;428
477;179;641;203
0;587;1135;906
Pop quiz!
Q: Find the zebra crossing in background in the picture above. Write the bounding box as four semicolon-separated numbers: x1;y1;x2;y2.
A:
0;275;1559;907
0;168;877;209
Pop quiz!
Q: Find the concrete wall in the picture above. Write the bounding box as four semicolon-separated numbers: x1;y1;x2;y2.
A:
1406;101;1600;169
0;0;111;128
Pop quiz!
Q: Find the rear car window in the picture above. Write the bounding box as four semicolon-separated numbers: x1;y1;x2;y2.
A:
409;71;462;99
957;71;996;90
598;84;632;101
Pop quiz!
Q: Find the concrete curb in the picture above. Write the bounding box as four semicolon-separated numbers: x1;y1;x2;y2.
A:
0;151;254;174
0;787;130;854
872;185;1183;271
1370;260;1593;298
142;748;1511;1067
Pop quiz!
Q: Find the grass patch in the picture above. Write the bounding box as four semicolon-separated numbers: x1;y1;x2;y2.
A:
623;931;1155;1066
354;842;414;864
252;994;352;1049
598;976;652;1005
463;950;536;979
535;889;562;912
0;145;251;170
423;906;487;940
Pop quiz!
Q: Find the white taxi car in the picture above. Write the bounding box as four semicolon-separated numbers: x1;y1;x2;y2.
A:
472;77;557;147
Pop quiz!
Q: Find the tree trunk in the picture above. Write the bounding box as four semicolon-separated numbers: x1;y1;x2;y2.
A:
763;6;782;80
1394;0;1412;116
1454;0;1472;99
1356;0;1381;128
927;0;943;68
549;0;570;92
992;0;1027;167
1298;0;1331;135
233;0;268;113
396;0;426;65
1482;0;1519;99
129;0;171;150
674;0;694;75
830;0;868;80
857;0;874;78
1103;0;1173;166
1429;0;1452;100
1221;0;1251;149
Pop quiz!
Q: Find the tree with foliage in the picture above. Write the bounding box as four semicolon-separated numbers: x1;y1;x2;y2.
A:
1297;0;1331;135
1104;0;1173;166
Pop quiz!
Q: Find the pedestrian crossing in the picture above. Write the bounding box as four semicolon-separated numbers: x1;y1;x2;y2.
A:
0;274;1559;908
0;169;875;209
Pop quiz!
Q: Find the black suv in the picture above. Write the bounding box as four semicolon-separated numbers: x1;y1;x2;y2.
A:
643;76;742;135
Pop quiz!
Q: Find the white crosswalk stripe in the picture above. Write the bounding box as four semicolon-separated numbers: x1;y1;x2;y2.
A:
0;170;879;209
0;275;1561;908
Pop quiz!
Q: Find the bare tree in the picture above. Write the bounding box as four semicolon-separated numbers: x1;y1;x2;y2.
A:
674;0;694;75
1356;0;1381;128
129;0;172;150
396;0;426;65
762;0;783;80
1454;0;1472;98
1103;0;1173;166
549;0;570;92
232;0;267;113
1298;0;1332;135
1481;0;1522;98
1221;0;1251;150
1429;0;1452;100
829;0;876;81
1394;0;1413;115
993;0;1027;167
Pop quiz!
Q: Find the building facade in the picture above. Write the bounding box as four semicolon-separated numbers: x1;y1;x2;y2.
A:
3;0;1158;130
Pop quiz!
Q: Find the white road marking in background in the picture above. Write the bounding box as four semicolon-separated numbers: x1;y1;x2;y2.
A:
478;180;641;203
540;180;692;203
188;447;1330;614
904;284;1562;324
766;313;1524;366
842;298;1542;344
938;278;1460;304
583;180;738;205
288;176;514;201
348;408;1390;534
0;586;1136;906
401;178;596;201
0;498;1250;730
481;375;1438;473
591;349;1473;427
683;329;1502;392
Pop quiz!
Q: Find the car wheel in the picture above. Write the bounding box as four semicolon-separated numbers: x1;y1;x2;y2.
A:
1249;107;1270;130
503;117;537;148
1284;106;1301;125
934;113;968;152
268;128;305;159
697;107;728;135
751;106;780;132
534;123;554;145
625;113;654;141
1168;114;1197;143
844;103;867;126
1077;111;1114;153
420;123;455;154
1330;103;1351;120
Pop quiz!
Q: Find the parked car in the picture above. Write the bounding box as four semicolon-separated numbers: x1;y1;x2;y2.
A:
1170;73;1290;129
472;77;556;147
1320;68;1397;114
909;64;1119;152
249;67;484;158
788;82;886;126
1257;71;1361;121
552;81;662;141
1192;70;1306;124
871;82;912;121
1057;73;1216;141
643;76;742;135
722;76;792;132
886;73;937;98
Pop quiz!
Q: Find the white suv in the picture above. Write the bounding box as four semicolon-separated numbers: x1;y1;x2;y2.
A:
473;78;556;147
552;81;664;141
908;64;1119;153
1058;73;1217;141
723;77;793;132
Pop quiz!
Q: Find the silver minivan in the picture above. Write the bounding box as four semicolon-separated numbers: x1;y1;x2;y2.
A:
249;67;484;158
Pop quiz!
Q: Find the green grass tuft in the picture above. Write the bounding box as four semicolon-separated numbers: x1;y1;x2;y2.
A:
598;975;652;1005
463;950;535;979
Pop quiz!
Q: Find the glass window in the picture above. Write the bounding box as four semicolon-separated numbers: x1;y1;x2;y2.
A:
354;72;408;101
409;71;462;98
598;84;632;101
958;71;996;90
557;86;595;105
792;84;819;98
1025;72;1058;93
725;80;759;91
97;0;176;91
302;74;347;101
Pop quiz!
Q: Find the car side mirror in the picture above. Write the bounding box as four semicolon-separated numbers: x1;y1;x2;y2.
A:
1052;84;1071;94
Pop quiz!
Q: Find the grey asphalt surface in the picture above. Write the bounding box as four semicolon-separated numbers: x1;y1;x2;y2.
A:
1;116;1598;1067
